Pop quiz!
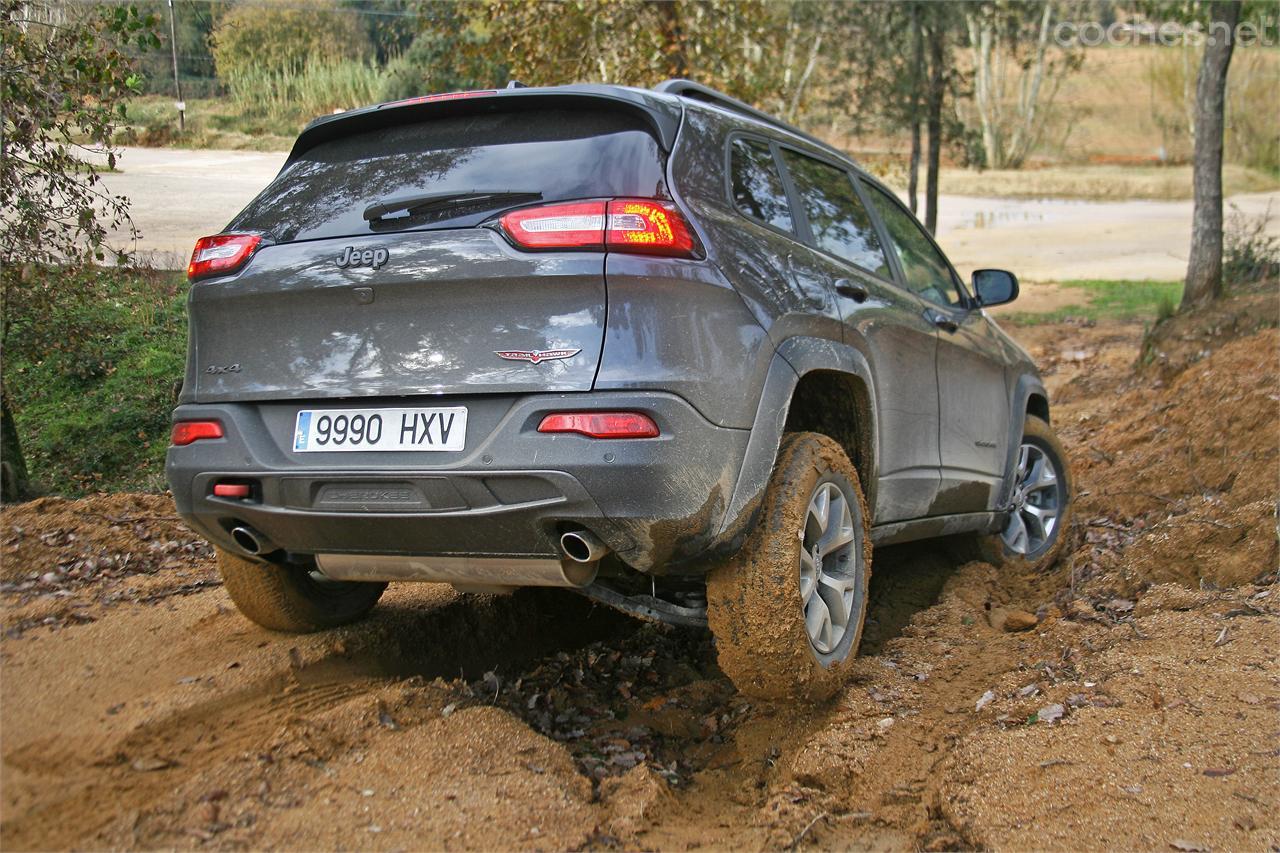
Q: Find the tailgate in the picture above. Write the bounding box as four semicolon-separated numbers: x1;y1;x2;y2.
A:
189;230;605;401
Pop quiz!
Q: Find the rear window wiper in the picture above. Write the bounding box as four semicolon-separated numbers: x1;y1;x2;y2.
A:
363;190;542;223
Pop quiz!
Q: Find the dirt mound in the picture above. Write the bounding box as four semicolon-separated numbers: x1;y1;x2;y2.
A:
0;493;214;633
1140;280;1279;380
1062;327;1279;596
1;312;1277;851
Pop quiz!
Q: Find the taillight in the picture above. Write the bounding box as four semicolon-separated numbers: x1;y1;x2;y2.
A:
187;233;262;281
498;199;696;258
537;412;660;439
171;420;224;446
605;199;695;256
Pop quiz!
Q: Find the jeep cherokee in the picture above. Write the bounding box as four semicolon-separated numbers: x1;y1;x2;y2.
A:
167;80;1072;699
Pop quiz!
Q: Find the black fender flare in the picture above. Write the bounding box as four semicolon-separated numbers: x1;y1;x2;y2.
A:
998;372;1051;507
717;336;879;539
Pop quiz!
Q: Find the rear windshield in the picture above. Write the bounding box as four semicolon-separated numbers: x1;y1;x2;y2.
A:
229;109;669;243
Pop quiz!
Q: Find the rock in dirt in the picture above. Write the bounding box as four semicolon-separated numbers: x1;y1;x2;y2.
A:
1036;704;1066;724
1001;609;1039;632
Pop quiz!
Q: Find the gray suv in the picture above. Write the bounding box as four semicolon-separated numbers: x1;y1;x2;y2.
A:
167;80;1071;700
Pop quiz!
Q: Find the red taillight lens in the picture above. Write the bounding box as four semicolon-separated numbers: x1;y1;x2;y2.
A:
212;482;251;499
537;412;660;439
171;420;224;446
187;233;262;281
605;199;695;256
498;198;696;257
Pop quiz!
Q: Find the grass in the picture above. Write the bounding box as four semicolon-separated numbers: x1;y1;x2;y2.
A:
5;268;188;496
121;60;385;153
1001;279;1183;325
121;95;299;152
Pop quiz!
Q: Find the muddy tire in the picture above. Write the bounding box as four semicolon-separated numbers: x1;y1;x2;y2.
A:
217;548;386;632
972;415;1073;571
706;432;872;702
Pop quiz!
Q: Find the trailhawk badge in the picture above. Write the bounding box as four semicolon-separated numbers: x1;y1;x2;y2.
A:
494;347;581;365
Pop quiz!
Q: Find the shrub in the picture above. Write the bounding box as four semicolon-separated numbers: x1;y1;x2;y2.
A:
380;10;506;102
211;0;371;82
226;59;384;122
1223;203;1280;286
5;267;187;495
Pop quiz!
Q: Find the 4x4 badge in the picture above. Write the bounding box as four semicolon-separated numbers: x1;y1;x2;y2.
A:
495;348;581;365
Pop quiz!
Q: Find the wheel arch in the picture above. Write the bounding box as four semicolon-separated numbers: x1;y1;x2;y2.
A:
718;336;879;541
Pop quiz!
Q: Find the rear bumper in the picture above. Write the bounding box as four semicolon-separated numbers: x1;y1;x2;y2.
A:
166;391;748;573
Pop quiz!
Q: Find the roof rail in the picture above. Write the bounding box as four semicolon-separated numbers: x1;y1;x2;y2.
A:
653;78;837;155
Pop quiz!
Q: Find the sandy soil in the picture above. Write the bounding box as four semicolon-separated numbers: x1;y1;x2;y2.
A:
2;293;1277;851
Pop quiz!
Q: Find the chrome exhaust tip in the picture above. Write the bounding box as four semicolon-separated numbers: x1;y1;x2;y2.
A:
230;525;277;557
560;529;610;565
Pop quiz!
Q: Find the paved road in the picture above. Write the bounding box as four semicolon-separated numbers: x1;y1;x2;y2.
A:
96;146;1280;281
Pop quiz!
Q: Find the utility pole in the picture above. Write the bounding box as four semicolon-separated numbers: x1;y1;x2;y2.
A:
167;0;185;133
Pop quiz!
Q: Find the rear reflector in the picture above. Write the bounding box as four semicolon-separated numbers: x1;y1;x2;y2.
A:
188;233;262;281
212;483;251;499
171;420;224;446
537;412;660;439
498;199;696;257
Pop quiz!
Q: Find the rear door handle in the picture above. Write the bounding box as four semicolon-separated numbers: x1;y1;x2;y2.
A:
834;278;869;303
927;309;959;333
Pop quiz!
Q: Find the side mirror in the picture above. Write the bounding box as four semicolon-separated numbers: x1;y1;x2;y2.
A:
972;269;1019;307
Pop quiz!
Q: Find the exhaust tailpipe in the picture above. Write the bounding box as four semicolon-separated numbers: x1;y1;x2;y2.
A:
230;525;277;556
560;530;610;564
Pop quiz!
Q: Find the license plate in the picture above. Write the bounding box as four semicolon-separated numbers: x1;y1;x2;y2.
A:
292;407;467;452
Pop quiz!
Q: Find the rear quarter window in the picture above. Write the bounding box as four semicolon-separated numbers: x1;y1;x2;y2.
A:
728;138;794;233
230;109;669;243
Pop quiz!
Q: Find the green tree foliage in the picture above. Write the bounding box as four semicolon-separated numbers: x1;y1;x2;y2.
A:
0;0;159;500
471;0;789;105
210;0;372;82
380;1;506;100
127;0;219;96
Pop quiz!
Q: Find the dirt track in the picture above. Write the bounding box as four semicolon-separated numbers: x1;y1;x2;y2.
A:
2;301;1278;851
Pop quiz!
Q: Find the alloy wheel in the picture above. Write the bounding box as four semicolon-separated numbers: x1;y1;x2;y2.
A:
1001;442;1063;557
799;481;861;655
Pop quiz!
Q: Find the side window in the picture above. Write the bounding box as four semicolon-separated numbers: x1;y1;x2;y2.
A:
729;138;794;232
779;149;891;278
863;184;963;308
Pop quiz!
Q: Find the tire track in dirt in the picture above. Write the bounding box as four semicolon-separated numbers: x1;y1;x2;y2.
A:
1;588;633;850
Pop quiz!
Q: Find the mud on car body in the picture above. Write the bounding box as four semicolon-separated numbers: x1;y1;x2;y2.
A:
168;80;1072;699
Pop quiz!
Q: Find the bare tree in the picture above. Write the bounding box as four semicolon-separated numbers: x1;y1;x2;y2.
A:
964;1;1079;170
1182;0;1241;308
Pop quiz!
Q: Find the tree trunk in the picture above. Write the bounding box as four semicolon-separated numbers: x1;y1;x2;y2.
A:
1;387;29;503
909;118;922;215
925;27;945;235
907;3;924;214
1182;0;1241;309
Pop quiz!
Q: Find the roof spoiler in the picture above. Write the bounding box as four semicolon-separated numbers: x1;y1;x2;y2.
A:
282;86;683;169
